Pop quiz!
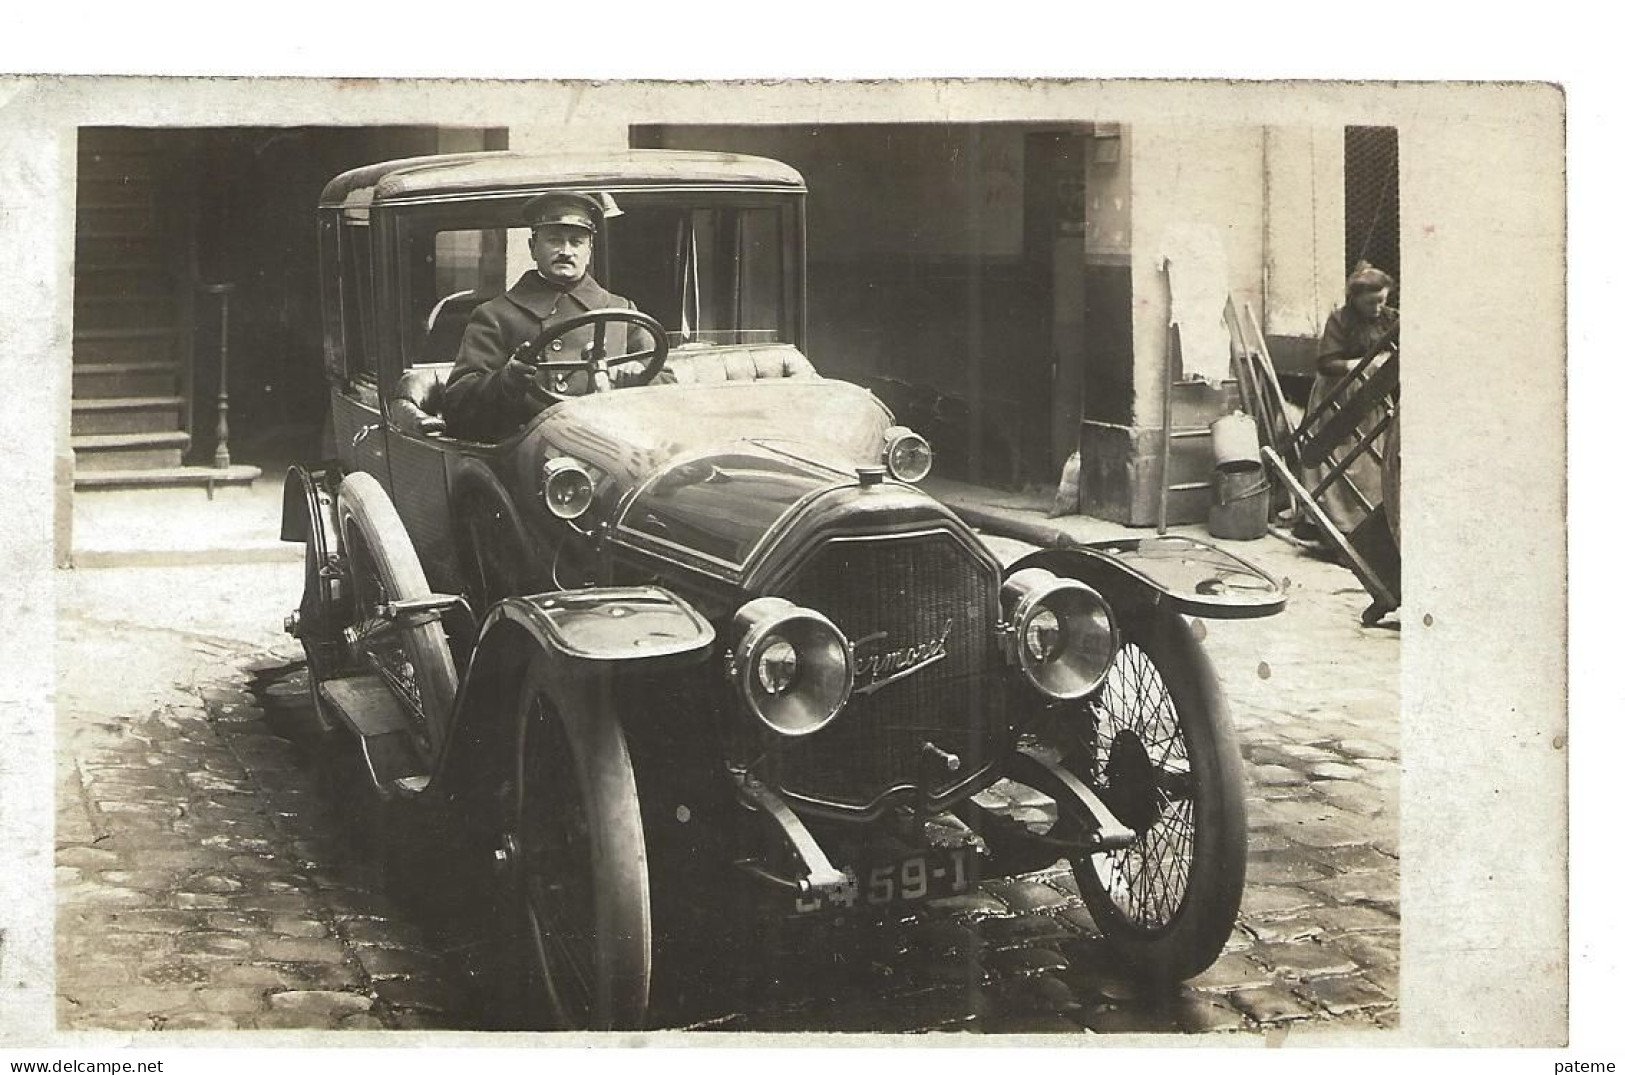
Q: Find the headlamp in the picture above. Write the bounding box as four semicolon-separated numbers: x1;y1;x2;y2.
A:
729;597;854;737
1000;567;1118;700
882;426;933;483
540;457;595;520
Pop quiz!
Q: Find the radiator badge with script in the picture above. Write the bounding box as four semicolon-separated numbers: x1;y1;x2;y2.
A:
852;620;953;696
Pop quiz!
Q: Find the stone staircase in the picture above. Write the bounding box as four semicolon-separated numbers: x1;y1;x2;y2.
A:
72;131;259;492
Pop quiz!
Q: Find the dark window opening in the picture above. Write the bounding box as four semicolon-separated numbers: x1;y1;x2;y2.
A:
338;220;378;380
1345;126;1401;300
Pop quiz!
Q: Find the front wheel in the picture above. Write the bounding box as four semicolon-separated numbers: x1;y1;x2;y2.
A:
335;472;458;759
498;665;653;1030
1069;607;1248;983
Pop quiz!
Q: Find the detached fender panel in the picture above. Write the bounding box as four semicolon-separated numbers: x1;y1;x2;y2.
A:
431;585;715;812
1008;537;1286;621
281;463;343;544
280;465;316;542
486;586;717;669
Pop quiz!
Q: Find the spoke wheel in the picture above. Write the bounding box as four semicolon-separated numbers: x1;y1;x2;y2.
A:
504;669;652;1030
1069;607;1247;983
335;472;458;759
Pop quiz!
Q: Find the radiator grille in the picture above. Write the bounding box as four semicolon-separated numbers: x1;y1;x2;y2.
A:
767;531;1004;810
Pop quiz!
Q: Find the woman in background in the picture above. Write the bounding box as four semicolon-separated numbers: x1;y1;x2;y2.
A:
1298;263;1399;537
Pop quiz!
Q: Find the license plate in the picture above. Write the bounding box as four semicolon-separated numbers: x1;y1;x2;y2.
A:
794;847;979;915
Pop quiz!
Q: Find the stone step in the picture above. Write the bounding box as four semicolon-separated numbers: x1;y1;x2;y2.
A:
71;395;187;436
72;430;190;472
76;155;159;179
78;195;157;211
74;326;177;341
73;228;163;243
75;446;185;471
77;204;158;235
75;234;163;263
73;300;177;332
73;331;176;366
74;259;168;275
75;285;174;306
81;129;162;151
73;271;173;300
76;180;156;208
76;162;159;186
74;326;177;359
73;463;261;492
72;361;182;399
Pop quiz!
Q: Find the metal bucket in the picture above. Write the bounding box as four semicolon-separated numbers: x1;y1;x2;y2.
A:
1210;411;1261;472
1208;461;1270;540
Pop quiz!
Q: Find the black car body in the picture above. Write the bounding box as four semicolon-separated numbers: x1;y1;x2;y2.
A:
281;149;1286;1030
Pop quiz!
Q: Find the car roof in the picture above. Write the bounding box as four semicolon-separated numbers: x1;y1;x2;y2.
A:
319;150;806;209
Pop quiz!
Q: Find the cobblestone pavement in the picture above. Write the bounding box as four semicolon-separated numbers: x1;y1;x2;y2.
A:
57;525;1397;1036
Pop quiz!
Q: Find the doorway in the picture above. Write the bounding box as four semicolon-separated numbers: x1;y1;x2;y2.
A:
70;125;507;488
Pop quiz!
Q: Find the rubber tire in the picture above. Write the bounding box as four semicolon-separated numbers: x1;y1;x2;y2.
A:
335;471;459;759
507;665;653;1030
1072;607;1248;985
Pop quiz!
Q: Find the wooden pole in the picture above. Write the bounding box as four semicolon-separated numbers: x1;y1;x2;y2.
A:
1157;260;1176;535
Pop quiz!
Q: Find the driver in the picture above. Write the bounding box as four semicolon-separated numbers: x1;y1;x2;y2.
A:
442;191;671;440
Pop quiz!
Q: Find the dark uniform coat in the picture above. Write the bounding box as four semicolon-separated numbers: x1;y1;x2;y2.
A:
443;269;666;441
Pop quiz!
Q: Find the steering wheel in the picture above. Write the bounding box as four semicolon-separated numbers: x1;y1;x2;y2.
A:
517;308;669;404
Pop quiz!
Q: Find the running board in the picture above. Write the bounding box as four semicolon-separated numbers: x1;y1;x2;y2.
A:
317;674;431;795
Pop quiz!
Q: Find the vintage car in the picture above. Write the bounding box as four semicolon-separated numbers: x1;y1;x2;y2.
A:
281;149;1286;1030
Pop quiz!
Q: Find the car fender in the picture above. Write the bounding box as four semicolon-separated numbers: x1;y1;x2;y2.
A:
280;464;339;544
1005;537;1286;622
432;586;716;810
485;587;717;671
448;456;541;582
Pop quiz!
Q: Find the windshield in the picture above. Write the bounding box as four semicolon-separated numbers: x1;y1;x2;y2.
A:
394;191;803;368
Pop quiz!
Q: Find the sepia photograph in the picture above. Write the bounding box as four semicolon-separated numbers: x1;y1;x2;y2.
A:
0;70;1568;1050
56;109;1397;1035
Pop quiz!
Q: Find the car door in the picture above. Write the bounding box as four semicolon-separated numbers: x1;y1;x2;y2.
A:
331;382;388;485
374;207;479;594
384;416;460;593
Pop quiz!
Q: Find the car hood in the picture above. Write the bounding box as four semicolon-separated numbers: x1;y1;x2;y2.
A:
524;378;895;505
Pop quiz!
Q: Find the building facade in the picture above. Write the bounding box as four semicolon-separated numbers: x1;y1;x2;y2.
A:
64;116;1394;529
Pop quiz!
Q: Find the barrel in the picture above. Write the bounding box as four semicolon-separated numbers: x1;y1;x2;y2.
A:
1211;411;1261;471
1207;461;1270;540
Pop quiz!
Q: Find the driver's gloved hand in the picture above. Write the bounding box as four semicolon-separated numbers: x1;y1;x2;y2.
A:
501;341;542;391
510;338;543;366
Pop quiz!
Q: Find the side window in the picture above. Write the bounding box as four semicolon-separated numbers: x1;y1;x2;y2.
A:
685;208;786;344
608;206;787;346
402;227;513;367
317;214;345;380
339;220;377;381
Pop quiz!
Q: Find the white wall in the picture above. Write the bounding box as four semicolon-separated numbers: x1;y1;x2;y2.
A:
1263;125;1345;337
502;123;631;284
1129;123;1268;428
